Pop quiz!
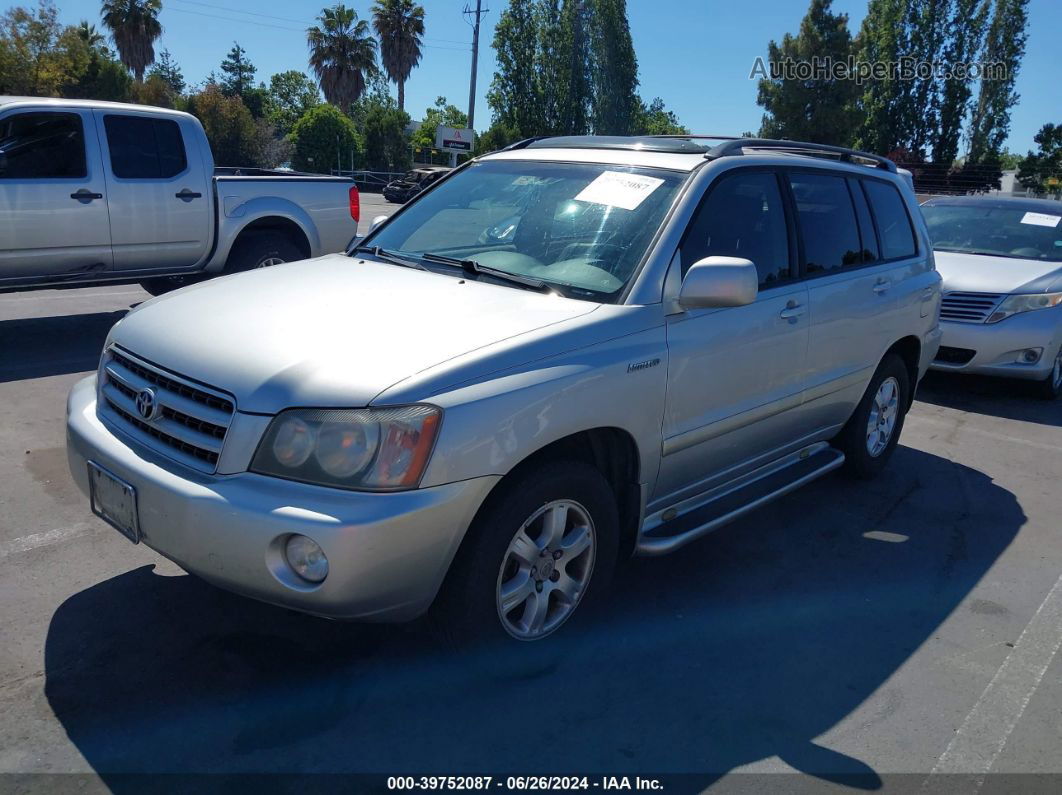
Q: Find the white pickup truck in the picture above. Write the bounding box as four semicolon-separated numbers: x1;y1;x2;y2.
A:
0;97;359;295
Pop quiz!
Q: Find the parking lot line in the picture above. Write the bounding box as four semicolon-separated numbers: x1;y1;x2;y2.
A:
0;289;143;303
928;570;1062;783
0;524;94;560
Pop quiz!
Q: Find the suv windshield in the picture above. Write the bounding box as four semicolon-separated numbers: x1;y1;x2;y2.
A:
364;159;687;301
922;201;1062;263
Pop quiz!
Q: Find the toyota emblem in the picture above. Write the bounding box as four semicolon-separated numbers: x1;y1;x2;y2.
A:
135;387;158;421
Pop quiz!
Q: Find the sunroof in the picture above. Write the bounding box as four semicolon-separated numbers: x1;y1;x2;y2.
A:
525;136;712;154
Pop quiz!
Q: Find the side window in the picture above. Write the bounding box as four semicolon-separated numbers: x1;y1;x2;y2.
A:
789;173;862;274
863;179;917;260
847;177;880;263
681;170;790;287
104;115;187;179
0;112;86;179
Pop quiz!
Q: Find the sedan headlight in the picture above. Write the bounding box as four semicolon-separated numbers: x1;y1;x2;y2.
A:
987;292;1062;323
251;405;441;491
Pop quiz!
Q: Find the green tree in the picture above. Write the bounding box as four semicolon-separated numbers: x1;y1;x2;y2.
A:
100;0;162;81
371;0;424;111
633;97;688;135
185;84;263;166
267;70;321;136
0;1;67;95
307;4;378;113
473;121;521;154
854;0;908;154
488;0;541;136
411;95;467;159
1017;124;1062;195
555;0;591;134
63;46;133;101
352;85;411;170
75;20;105;49
933;0;989;164
757;0;860;147
146;47;183;94
966;0;1028;164
289;103;362;173
219;41;256;99
589;0;638;135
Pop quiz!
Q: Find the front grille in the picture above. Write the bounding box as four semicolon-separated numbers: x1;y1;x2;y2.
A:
98;347;236;472
934;346;976;365
940;292;1004;323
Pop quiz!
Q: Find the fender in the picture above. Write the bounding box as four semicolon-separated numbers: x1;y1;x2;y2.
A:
207;195;320;270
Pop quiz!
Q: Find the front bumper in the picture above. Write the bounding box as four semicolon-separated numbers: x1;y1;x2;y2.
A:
66;375;498;621
930;308;1062;381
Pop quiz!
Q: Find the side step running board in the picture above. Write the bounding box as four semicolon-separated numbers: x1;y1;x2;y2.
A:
636;446;845;556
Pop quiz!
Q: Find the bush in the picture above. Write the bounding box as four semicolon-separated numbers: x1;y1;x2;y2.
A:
185;85;263;167
289;103;362;174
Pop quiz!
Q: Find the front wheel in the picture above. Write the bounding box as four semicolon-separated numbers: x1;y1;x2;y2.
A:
834;353;910;479
1033;345;1062;400
433;461;619;644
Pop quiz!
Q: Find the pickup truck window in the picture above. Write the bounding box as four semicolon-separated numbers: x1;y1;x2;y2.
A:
103;115;187;179
863;179;917;260
681;170;790;287
790;173;863;274
366;160;685;301
0;112;86;179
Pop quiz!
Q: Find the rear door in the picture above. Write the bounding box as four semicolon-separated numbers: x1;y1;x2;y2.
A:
793;170;913;431
0;108;111;281
655;168;810;504
95;111;212;272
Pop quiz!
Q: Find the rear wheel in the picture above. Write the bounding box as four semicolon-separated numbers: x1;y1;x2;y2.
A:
1033;345;1062;400
835;353;910;479
226;231;303;273
433;460;619;644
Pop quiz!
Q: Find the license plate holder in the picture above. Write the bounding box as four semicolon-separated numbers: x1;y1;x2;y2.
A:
88;461;140;543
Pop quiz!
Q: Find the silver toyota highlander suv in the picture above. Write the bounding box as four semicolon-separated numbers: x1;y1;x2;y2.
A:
66;136;943;642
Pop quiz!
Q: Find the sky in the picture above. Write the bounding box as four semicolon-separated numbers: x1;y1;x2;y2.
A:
50;0;1060;156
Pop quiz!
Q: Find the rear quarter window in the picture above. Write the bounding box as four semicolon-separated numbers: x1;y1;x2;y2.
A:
863;179;917;260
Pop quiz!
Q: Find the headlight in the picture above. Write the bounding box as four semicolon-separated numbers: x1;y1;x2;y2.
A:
987;292;1062;323
251;405;441;491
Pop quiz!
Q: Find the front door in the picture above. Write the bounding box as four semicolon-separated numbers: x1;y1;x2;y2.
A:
95;111;212;272
655;168;810;506
0;108;112;281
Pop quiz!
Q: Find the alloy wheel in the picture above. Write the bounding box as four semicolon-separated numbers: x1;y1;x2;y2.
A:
866;376;900;457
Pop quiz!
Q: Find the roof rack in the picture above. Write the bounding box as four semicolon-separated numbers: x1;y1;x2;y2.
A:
706;138;897;172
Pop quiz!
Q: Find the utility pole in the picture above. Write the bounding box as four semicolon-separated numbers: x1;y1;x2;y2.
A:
463;1;487;132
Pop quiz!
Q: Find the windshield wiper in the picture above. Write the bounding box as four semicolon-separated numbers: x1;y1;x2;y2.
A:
420;252;551;292
354;245;428;271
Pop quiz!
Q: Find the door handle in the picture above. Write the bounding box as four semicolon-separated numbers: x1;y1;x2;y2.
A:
70;189;103;201
175;189;202;200
779;300;805;321
873;278;891;294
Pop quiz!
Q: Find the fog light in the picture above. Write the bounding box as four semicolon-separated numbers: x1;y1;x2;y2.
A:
1021;348;1043;364
284;534;328;583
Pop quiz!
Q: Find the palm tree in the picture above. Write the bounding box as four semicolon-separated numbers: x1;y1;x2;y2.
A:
100;0;163;81
371;0;424;111
307;5;378;112
76;21;106;50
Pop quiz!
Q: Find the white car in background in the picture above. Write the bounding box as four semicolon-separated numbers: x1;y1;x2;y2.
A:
923;196;1062;399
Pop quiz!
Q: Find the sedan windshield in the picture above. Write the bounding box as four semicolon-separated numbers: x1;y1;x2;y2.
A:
363;159;687;301
922;201;1062;262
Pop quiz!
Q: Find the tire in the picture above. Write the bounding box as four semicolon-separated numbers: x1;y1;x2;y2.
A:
138;273;207;297
834;353;910;480
432;460;619;645
1033;345;1062;400
226;231;303;273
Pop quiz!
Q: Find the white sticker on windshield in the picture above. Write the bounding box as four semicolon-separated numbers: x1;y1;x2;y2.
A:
575;171;664;211
1020;211;1061;227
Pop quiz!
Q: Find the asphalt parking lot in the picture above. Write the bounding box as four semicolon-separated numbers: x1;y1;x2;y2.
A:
1;231;1060;790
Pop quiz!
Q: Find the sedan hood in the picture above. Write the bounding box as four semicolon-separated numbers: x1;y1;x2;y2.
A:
934;250;1062;294
111;255;597;413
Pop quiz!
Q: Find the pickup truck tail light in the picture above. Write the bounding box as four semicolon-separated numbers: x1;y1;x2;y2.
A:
349;186;360;223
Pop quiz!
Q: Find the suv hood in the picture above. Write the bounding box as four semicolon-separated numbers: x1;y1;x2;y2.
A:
934;250;1062;294
110;255;598;413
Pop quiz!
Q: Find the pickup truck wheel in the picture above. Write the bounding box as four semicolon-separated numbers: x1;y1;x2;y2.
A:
227;231;303;273
434;461;619;644
835;353;910;480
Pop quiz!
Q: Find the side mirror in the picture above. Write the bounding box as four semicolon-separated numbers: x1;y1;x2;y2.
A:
368;214;389;234
678;256;758;309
